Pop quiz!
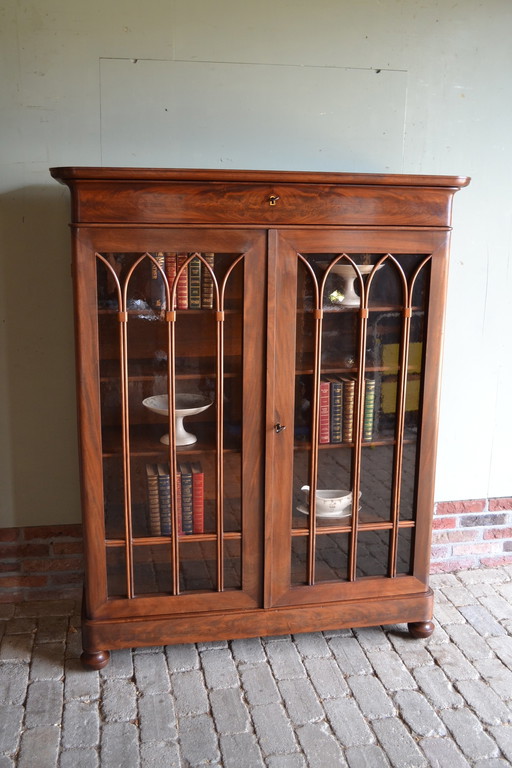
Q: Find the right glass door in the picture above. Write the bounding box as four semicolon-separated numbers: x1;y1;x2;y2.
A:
270;230;446;607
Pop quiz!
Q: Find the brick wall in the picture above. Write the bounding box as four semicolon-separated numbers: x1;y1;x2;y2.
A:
0;524;83;603
1;497;511;601
431;497;512;573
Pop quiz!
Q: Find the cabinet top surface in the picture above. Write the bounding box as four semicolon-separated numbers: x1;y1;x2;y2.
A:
50;166;470;189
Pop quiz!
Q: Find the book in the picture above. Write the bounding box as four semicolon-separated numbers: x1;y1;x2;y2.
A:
188;252;202;308
146;464;161;536
179;461;193;534
319;378;330;444
327;376;344;443
157;463;172;535
150;252;165;310
164;252;177;306
341;376;356;443
201;252;215;309
363;378;376;442
176;253;189;309
190;461;205;534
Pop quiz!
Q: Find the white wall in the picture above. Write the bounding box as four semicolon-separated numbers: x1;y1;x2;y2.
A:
1;0;510;527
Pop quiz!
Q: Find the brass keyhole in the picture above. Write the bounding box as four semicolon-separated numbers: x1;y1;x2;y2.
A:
269;194;280;206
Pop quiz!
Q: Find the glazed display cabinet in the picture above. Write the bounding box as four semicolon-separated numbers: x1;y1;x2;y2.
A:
51;167;469;669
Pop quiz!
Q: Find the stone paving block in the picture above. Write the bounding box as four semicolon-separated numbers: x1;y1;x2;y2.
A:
364;649;417;691
371;717;427;767
441;707;500;760
0;704;23;753
230;636;266;664
0;633;34;662
419;736;470;768
0;756;14;768
266;755;306;768
328;637;372;676
14;600;75;618
30;642;66;680
240;662;284;707
347;674;395;719
489;724;512;763
296;721;347;767
487;636;512;670
17;725;60;768
0;605;15;620
265;640;306;679
479;593;512;621
473;759;512;767
133;651;170;694
64;658;100;700
0;661;29;704
303;657;349;699
210;686;251;734
25;679;63;728
458;568;508;585
140;741;180;768
353;626;392;651
427;642;480;681
100;648;133;678
219;731;264;768
394;689;446;737
251;702;298;756
458;604;507;637
100;722;140;768
323;697;374;748
413;664;464;709
292;632;331;658
278;677;324;725
196;639;228;650
201;647;239;688
455;678;512;724
171;668;209;715
441;585;477;607
179;713;220;765
138;692;177;742
344;743;390;767
433;601;466;625
474;657;512;700
165;642;199;672
101;678;137;722
62;699;100;749
59;747;100;768
37;616;69;644
5;617;37;635
65;627;83;660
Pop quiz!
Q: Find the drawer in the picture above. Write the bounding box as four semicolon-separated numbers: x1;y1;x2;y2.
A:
73;180;453;228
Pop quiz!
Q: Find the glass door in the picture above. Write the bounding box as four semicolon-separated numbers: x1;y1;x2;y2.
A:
269;229;446;607
82;229;266;615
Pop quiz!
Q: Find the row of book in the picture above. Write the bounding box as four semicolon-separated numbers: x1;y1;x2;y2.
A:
146;461;204;536
319;376;376;444
151;252;215;310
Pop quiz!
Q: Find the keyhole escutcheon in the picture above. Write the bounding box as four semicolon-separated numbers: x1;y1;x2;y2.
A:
269;194;280;206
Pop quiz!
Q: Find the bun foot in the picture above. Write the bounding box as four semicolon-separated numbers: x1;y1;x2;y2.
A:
81;649;110;670
408;620;435;639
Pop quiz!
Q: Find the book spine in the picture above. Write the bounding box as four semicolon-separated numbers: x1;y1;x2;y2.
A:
342;377;356;443
164;252;177;306
319;379;330;444
150;252;165;310
329;378;343;443
157;464;172;535
176;470;183;535
363;378;376;442
188;253;202;308
146;464;161;536
191;463;205;534
176;253;189;309
180;463;193;534
201;252;215;309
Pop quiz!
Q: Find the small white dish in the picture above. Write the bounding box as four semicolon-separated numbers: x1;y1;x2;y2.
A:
143;393;213;445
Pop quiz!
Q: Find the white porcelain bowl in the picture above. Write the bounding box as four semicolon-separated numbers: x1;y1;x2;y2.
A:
301;485;353;517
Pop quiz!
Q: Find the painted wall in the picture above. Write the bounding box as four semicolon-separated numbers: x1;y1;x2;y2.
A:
1;0;510;527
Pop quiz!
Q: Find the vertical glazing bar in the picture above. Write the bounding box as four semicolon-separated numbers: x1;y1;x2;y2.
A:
349;301;368;582
216;310;225;592
119;310;134;598
166;309;179;595
307;307;323;585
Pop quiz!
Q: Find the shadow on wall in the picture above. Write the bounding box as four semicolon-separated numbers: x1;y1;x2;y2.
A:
0;184;81;528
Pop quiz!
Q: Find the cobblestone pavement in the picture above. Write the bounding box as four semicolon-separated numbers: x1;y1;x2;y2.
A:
1;567;512;767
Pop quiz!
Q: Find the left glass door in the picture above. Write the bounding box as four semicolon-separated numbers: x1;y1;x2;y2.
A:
79;229;266;614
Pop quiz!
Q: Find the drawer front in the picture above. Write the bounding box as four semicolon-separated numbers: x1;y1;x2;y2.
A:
74;180;453;227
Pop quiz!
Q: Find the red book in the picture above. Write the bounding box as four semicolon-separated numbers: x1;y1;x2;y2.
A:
319;378;330;444
190;461;205;534
176;253;189;309
164;252;177;306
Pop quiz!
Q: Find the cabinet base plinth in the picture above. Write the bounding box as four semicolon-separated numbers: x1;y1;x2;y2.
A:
81;650;110;671
408;620;435;639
